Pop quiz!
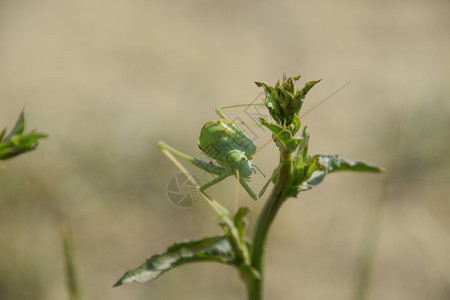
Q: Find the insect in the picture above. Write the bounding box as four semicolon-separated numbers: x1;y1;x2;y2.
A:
157;104;274;201
157;82;350;201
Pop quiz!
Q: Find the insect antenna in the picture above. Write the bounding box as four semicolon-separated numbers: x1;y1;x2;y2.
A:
299;81;351;118
217;119;262;127
247;127;288;161
219;103;266;110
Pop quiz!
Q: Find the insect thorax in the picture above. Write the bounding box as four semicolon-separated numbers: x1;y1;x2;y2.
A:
227;150;253;178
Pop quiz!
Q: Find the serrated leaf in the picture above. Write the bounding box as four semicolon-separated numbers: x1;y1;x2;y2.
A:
314;155;384;173
291;155;383;196
114;236;235;287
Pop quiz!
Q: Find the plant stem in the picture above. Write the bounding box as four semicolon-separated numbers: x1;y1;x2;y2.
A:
246;148;293;300
62;222;82;300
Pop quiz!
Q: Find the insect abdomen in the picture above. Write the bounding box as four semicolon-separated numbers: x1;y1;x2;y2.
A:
198;121;256;167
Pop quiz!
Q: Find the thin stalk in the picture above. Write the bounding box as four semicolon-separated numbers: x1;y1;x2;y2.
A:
62;222;82;300
351;183;385;300
246;148;293;300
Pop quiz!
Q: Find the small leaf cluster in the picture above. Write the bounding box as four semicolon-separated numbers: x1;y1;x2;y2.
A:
256;74;320;136
0;109;47;167
256;75;382;197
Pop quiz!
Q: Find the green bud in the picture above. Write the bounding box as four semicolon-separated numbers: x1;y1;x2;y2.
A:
256;75;321;135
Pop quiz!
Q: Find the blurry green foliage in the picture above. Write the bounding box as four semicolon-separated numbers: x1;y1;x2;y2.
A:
0;109;47;167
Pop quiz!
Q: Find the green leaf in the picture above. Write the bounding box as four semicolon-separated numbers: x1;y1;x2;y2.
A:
291;154;305;188
313;155;384;173
292;115;301;135
298;127;309;160
114;236;235;287
229;208;260;280
3;109;26;141
292;79;321;116
0;109;47;161
291;155;383;196
258;119;301;152
0;129;6;141
233;207;250;244
256;81;284;125
295;158;326;193
290;128;310;188
0;132;47;160
219;207;252;266
299;80;321;98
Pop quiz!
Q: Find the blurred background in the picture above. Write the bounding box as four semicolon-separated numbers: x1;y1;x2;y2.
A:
1;0;449;299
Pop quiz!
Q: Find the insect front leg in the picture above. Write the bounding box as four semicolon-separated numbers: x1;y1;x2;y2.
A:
238;164;281;201
238;179;259;200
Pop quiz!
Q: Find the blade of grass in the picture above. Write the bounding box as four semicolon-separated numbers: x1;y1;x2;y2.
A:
62;222;82;300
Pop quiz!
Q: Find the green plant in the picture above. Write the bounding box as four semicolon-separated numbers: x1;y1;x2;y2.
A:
0;109;47;168
114;75;383;299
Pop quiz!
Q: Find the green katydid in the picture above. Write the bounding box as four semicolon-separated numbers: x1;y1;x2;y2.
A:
157;104;275;201
157;82;350;201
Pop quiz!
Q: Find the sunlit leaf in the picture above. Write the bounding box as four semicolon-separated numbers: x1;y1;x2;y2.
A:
233;207;250;244
291;79;321;116
291;155;383;196
2;109;25;142
295;158;326;193
0;132;47;160
0;129;6;141
258;119;301;152
114;236;235;287
314;155;384;173
0;109;47;161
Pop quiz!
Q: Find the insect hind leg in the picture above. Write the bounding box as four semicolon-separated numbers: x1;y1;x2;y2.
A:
158;141;224;176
